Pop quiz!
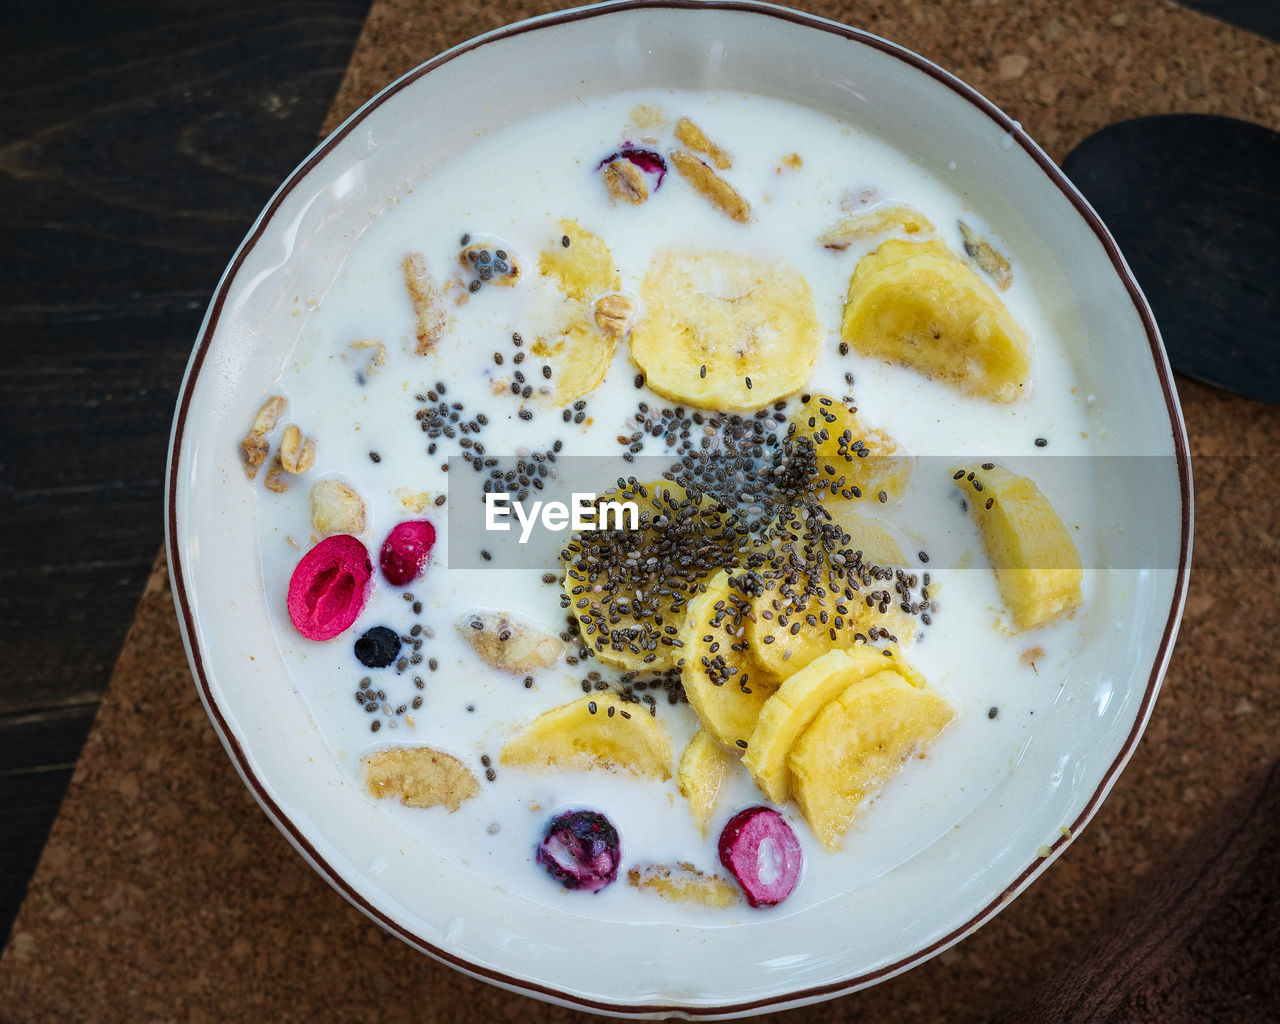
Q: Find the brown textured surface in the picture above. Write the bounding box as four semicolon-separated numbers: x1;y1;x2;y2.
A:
2;1;1279;1020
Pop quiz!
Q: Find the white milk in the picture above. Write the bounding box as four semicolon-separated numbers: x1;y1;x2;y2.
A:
255;89;1097;924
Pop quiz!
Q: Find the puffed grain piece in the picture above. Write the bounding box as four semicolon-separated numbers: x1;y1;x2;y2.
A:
310;478;366;537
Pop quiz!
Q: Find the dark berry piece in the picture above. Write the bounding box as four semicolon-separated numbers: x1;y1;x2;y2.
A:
536;809;620;893
354;626;401;669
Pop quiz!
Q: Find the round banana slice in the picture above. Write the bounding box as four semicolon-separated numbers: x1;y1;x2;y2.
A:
629;248;822;411
562;480;742;671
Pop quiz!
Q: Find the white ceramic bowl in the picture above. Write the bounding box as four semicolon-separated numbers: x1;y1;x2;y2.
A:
166;2;1192;1017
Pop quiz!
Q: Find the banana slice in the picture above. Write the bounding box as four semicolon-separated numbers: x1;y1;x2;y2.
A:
956;463;1082;630
744;646;923;803
819;501;908;568
680;569;778;751
744;573;915;685
788;669;954;848
840;238;1029;402
562;480;741;672
677;728;735;835
499;693;672;780
538;218;619;300
530;312;615;405
630;248;822;410
790;392;912;501
530;220;622;403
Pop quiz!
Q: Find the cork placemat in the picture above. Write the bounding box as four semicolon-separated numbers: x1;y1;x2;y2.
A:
3;2;1278;1021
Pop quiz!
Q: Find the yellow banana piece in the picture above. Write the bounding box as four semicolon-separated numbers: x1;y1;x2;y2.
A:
680;569;778;751
745;646;923;804
955;463;1082;630
677;728;735;835
499;693;672;780
840;238;1029;402
630;248;821;410
789;669;954;848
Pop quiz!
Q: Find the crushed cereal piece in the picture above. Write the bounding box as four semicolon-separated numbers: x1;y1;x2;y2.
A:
626;862;740;908
278;424;316;474
674;116;732;169
346;338;387;380
402;253;448;354
669;150;751;223
593;293;638;339
602;158;649;204
240;394;287;478
263;456;289;493
959;220;1013;290
627;103;666;135
397;489;434;513
361;745;480;811
310;478;367;537
457;611;566;674
777;153;803;171
818;205;936;250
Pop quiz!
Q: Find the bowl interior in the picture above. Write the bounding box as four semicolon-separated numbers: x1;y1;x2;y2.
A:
167;2;1190;1015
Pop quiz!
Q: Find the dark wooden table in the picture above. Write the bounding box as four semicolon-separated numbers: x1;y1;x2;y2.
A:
2;0;1275;958
0;0;372;942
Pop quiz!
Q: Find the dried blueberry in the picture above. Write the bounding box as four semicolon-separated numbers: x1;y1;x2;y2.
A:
536;809;620;893
354;626;401;669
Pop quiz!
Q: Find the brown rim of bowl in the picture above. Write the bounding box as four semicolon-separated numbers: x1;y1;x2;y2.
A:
165;1;1193;1016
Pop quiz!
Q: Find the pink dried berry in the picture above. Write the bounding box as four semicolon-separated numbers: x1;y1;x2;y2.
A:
379;519;436;586
718;806;803;908
287;534;373;641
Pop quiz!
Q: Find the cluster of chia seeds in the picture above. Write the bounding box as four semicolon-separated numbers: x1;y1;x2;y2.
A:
558;395;937;675
955;464;1000;511
350;591;438;732
559;476;755;664
479;447;559;504
459;233;518;291
561;397;591;426
573;665;687;716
